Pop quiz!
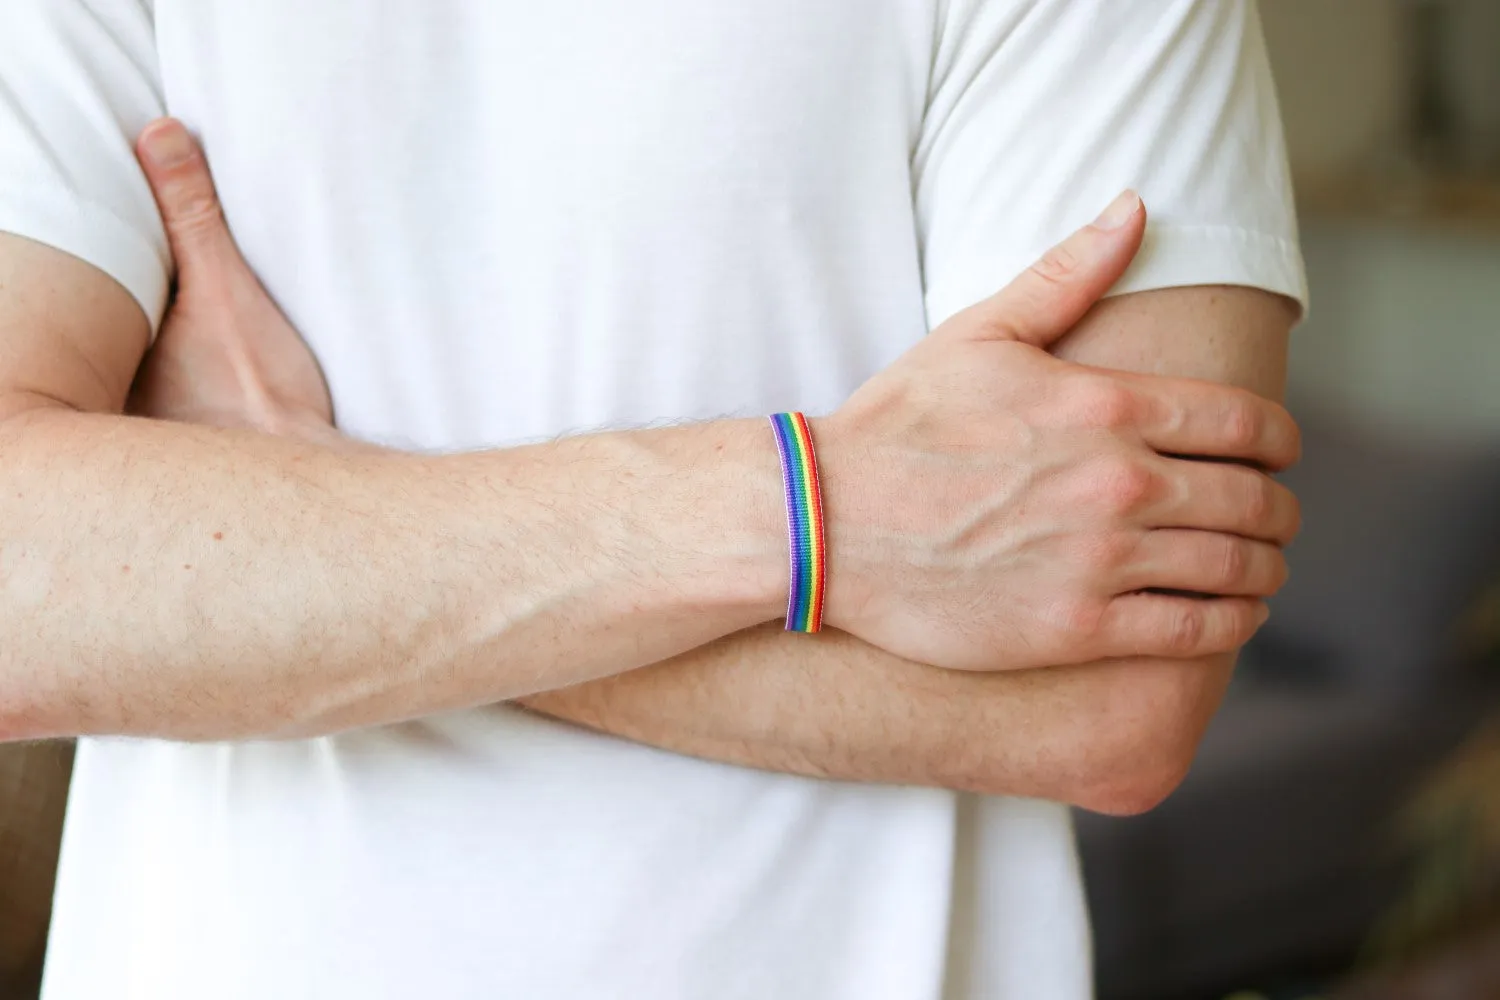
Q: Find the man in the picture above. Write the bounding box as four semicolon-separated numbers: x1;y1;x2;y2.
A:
0;1;1306;997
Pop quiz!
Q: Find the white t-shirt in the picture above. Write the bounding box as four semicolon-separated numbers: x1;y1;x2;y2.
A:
2;2;1306;998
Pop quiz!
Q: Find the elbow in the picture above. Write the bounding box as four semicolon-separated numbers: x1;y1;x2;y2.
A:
1069;744;1196;817
965;657;1228;815
952;720;1199;815
1067;664;1224;816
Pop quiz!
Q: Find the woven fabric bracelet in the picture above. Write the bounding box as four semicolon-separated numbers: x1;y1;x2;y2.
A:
768;412;827;633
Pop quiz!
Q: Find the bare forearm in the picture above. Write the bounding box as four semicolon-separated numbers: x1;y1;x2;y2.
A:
0;406;782;742
524;625;1231;812
290;415;1217;812
523;286;1295;808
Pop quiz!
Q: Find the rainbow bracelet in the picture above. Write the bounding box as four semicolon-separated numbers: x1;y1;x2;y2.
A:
768;412;827;633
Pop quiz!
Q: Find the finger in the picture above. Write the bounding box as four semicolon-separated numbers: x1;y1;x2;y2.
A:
949;190;1148;349
1119;372;1302;470
1122;530;1288;598
1152;459;1300;545
1098;594;1268;659
135;118;235;271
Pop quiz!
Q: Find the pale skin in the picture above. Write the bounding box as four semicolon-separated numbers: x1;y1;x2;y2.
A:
0;118;1298;814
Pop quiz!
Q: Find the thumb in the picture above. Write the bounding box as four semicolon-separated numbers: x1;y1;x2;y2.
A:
958;190;1146;348
135;118;237;278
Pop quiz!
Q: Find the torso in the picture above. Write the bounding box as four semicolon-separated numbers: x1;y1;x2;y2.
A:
44;4;1090;998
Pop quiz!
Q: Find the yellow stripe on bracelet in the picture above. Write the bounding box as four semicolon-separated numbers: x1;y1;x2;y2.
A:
769;412;826;633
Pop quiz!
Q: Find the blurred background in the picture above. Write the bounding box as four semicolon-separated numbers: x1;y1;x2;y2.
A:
1080;1;1500;998
1;2;1497;999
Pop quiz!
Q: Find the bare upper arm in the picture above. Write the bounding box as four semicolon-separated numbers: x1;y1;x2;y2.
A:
1054;284;1297;400
0;232;150;421
1028;284;1298;812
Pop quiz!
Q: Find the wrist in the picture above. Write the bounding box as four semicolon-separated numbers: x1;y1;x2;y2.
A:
646;418;789;628
805;414;879;634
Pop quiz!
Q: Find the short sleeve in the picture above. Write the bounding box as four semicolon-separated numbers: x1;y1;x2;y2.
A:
0;0;170;331
915;0;1308;328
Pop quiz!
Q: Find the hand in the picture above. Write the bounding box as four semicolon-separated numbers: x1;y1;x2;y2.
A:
823;191;1301;672
126;120;1298;676
126;119;335;443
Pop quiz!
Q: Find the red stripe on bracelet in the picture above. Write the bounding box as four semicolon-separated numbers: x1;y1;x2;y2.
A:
769;412;826;633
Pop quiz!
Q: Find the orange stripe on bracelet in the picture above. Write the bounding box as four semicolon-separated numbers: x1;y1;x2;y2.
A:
769;412;826;633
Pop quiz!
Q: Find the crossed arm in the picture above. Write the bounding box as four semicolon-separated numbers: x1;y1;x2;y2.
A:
135;124;1294;815
523;286;1293;814
284;279;1292;813
0;182;1292;814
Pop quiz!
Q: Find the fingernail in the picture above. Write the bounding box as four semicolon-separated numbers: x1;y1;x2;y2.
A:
141;122;195;170
1092;190;1141;231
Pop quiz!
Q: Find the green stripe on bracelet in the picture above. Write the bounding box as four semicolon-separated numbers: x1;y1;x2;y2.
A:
769;412;826;633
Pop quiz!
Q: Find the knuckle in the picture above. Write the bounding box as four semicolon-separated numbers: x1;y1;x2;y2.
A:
1214;538;1247;589
165;189;224;236
1076;532;1136;577
1069;377;1136;429
1223;396;1261;451
1103;532;1140;571
1029;244;1080;287
1091;456;1157;516
1162;605;1204;655
1241;472;1274;526
1051;596;1104;642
